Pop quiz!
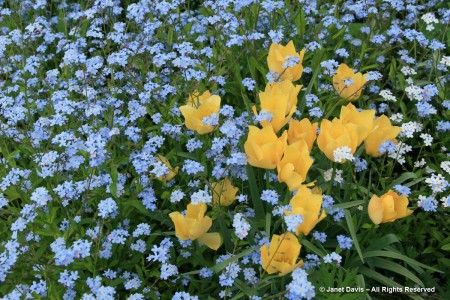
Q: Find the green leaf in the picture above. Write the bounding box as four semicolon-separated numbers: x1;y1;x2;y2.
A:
217;212;232;252
363;250;442;273
211;246;259;273
110;166;118;198
300;238;326;257
345;210;364;263
245;165;264;219
359;266;424;300
387;172;418;190
369;257;424;287
334;200;365;209
366;234;400;251
440;244;450;251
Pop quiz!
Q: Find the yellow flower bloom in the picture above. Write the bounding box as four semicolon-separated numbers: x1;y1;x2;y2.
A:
365;115;401;157
154;155;179;181
286;185;326;236
287;118;318;152
244;125;287;169
179;91;221;134
169;203;222;250
253;80;300;133
277;140;313;191
368;190;414;224
260;232;303;276
340;103;375;145
267;41;306;82
333;63;368;101
316;118;359;163
211;178;239;207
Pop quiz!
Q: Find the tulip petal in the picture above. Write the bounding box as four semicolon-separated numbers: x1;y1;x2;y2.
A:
169;212;190;240
198;232;222;250
189;215;212;240
368;195;383;225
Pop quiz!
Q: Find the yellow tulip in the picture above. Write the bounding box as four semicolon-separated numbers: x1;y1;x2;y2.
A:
260;232;303;276
286;185;326;236
267;41;306;82
287;118;318;151
211;178;239;207
253;80;300;133
368;190;414;224
317;118;360;163
365;115;401;157
179;91;221;134
155;155;179;181
169;203;222;250
333;64;368;101
244;125;287;169
277;140;313;191
340;103;375;145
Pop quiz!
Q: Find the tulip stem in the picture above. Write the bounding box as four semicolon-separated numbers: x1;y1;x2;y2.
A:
327;163;336;195
324;99;345;119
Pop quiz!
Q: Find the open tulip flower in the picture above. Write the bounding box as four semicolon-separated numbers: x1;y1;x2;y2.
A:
287;118;318;152
169;203;222;250
253;80;300;134
179;90;221;134
333;63;368;101
286;185;326;236
368;190;414;224
260;232;303;276
277;140;313;191
267;41;306;82
211;178;239;207
340;103;375;145
244;125;287;169
317;118;360;163
365;115;402;157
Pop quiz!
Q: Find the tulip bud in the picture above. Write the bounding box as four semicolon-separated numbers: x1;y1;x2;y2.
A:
317;118;359;163
253;80;300;134
169;203;222;250
340;103;375;145
211;178;239;207
333;64;368;101
368;190;414;224
267;41;306;82
286;185;326;236
260;232;303;276
277;140;313;191
287;118;318;151
179;91;221;134
365;115;401;157
244;125;287;169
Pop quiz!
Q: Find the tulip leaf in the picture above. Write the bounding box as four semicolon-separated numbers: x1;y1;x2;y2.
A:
245;165;265;219
358;266;401;287
265;212;271;237
369;257;424;287
211;246;259;273
345;210;364;263
365;234;400;251
363;250;443;273
359;267;425;300
110;166;118;198
333;200;365;209
405;177;426;188
217;214;233;252
300;238;326;257
387;172;418;189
